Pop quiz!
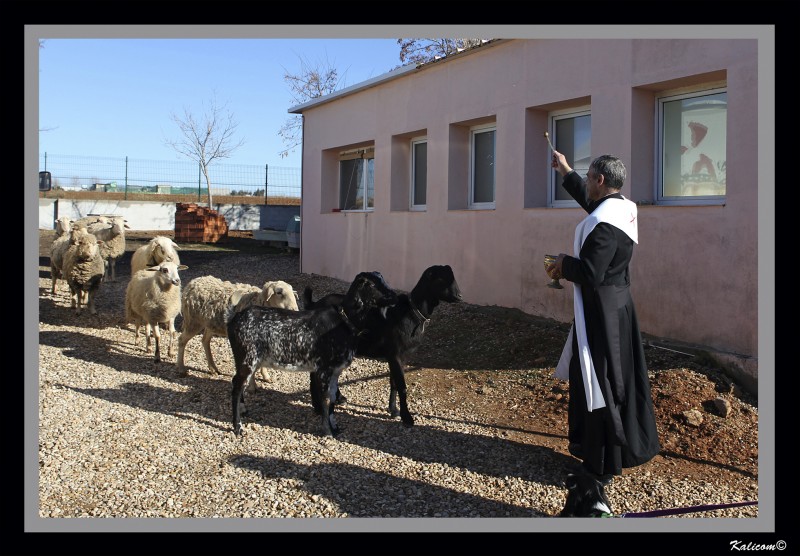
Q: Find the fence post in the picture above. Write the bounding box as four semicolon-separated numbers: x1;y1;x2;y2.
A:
264;164;269;205
198;163;202;202
124;156;128;200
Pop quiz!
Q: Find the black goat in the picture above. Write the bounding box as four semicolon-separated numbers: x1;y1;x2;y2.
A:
303;264;462;427
226;271;397;437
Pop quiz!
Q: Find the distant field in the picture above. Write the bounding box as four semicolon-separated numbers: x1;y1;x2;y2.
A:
38;190;301;206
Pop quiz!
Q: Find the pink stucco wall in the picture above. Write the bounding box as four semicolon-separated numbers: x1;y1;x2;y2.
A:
297;39;759;386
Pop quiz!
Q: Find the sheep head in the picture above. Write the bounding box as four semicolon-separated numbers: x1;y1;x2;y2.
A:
146;262;189;287
261;280;300;311
73;233;102;261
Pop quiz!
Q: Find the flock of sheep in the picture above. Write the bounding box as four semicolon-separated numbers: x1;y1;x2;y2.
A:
47;214;299;368
46;215;463;439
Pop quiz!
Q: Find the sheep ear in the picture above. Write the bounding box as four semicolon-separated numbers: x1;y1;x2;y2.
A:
146;266;160;272
293;291;300;300
124;223;131;229
177;265;188;271
171;241;180;250
229;291;243;307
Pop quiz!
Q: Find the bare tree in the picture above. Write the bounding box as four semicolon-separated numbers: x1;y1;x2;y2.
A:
165;94;245;206
397;38;490;66
278;55;344;159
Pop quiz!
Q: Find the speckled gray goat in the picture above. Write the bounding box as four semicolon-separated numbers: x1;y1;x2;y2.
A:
226;271;398;438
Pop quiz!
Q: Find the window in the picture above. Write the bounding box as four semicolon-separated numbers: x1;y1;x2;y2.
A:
410;137;427;210
339;147;374;211
657;88;727;203
549;109;591;207
470;124;495;209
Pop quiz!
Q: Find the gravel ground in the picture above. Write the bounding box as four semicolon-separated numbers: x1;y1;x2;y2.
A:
35;230;761;533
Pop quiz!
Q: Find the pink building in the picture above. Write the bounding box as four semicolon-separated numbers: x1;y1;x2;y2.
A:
291;39;759;391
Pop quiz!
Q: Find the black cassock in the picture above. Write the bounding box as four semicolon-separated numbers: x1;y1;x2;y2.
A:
560;171;661;477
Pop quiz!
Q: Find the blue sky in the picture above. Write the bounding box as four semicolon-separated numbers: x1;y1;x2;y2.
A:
38;38;404;170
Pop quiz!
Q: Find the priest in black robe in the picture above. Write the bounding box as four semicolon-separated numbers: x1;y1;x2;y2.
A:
546;151;660;485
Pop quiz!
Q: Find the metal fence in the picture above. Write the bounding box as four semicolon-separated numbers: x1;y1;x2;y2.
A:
39;153;301;200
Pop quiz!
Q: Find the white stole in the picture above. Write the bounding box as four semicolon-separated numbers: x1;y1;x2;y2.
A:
554;197;639;412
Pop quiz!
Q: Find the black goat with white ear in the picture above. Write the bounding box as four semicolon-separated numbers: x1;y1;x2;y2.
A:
226;271;398;438
304;264;462;427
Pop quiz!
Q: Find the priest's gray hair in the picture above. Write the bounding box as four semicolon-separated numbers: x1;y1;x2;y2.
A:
590;155;626;190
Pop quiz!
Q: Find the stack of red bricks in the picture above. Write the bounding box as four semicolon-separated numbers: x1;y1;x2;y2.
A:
174;203;228;243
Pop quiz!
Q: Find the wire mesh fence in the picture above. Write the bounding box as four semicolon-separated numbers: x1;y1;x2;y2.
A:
39;153;301;201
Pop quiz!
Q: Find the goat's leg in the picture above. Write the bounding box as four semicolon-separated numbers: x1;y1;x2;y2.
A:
309;373;323;415
231;367;252;436
388;358;413;427
318;369;339;437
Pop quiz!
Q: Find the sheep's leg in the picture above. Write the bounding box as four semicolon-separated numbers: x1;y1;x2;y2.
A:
388;357;414;427
87;289;97;315
246;368;261;395
51;267;59;295
152;322;162;363
175;331;192;375
75;289;83;316
109;259;116;282
201;329;220;374
144;323;153;354
166;318;177;358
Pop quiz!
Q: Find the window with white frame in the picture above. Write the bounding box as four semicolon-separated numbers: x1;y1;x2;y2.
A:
549;108;591;207
469;124;495;209
657;88;727;203
339;147;375;211
410;137;427;210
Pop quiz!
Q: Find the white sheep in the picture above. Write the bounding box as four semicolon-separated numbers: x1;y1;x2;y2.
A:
124;261;188;363
176;276;300;389
88;216;129;282
49;221;84;295
62;230;105;315
129;236;182;341
130;236;181;275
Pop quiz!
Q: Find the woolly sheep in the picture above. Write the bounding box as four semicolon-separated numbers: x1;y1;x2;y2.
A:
130;236;181;275
50;222;86;295
124;261;189;363
176;277;300;386
130;236;182;341
62;230;105;315
88;216;129;282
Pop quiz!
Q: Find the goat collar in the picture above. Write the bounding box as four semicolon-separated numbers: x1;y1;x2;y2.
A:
408;298;431;336
338;306;366;336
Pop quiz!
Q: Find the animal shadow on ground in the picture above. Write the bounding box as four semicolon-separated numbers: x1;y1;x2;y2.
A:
41;328;573;487
229;453;553;518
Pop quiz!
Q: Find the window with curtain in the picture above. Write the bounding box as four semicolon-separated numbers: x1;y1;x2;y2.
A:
339;147;375;211
657;88;727;202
